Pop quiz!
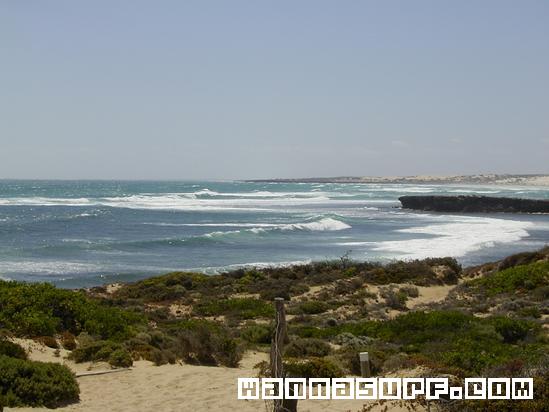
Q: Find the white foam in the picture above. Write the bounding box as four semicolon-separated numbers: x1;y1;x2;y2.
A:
0;261;102;275
203;229;243;238
337;241;376;246
0;193;366;211
197;259;313;274
285;217;351;231
0;197;92;206
447;189;501;194
199;217;351;238
358;185;437;193
146;222;282;228
372;216;533;259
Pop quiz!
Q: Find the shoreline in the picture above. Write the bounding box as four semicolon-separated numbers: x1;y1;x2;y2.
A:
246;174;549;186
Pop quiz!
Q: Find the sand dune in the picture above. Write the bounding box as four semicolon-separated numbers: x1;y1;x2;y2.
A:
7;340;427;412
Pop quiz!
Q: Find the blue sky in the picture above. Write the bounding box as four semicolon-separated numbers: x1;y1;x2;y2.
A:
1;1;548;179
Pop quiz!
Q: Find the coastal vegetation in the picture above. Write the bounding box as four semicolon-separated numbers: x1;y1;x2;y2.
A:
0;281;143;340
0;248;547;409
0;350;79;408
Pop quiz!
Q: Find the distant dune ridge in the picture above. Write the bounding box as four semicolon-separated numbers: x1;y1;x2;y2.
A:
249;174;549;186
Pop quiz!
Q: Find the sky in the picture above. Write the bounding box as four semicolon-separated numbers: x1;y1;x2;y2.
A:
1;1;548;180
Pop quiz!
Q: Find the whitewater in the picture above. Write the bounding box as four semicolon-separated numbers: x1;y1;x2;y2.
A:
0;180;548;287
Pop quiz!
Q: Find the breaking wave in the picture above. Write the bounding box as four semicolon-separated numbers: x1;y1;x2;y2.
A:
372;216;533;259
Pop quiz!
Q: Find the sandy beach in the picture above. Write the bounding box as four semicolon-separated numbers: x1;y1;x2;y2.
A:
7;340;427;412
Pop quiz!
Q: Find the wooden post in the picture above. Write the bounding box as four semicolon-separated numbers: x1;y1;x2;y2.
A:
270;297;297;412
359;352;371;378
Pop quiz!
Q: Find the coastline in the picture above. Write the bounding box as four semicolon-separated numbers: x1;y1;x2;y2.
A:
246;174;549;186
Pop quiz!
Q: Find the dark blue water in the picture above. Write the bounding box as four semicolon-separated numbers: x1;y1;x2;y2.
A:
0;180;548;288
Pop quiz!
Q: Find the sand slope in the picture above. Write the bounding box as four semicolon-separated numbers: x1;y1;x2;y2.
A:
6;341;428;412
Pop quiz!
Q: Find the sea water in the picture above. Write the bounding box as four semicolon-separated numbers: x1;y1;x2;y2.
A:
0;180;548;288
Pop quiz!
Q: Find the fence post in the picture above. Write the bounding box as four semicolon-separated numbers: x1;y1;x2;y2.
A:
270;297;297;412
359;352;371;378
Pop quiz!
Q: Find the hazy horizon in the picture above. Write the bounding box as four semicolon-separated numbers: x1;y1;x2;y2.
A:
2;1;548;180
1;173;549;183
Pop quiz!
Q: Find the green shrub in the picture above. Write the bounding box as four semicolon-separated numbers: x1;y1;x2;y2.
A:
193;298;274;319
469;261;549;296
0;340;27;360
453;373;549;411
295;301;330;315
0;281;144;341
284;357;343;378
532;285;549;301
497;248;548;270
237;270;265;285
399;285;419;298
164;319;243;367
381;289;408;310
69;340;122;363
367;258;461;286
259;287;291;301
293;311;547;375
113;272;214;302
284;338;332;358
518;306;541;318
491;317;532;344
240;324;272;344
0;355;79;407
109;349;133;368
336;343;394;376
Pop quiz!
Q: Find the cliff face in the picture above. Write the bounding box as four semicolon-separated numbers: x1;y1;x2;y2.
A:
399;195;549;213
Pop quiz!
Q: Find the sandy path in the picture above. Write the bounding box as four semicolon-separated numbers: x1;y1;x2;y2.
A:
7;342;425;412
407;285;454;309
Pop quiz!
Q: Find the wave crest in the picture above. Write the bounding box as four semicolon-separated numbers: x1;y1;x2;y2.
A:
201;217;351;238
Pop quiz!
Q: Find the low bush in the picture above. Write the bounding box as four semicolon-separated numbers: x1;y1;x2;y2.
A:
193;298;274;319
363;258;461;286
450;372;549;411
108;349;133;368
293;310;546;375
284;338;332;358
240;324;272;345
518;306;541;318
295;300;330;315
37;336;59;349
60;331;77;350
337;342;396;376
0;340;26;360
259;287;291;301
497;248;548;270
490;317;532;344
113;272;215;302
69;340;123;363
399;285;419;298
469;261;549;296
284;357;343;378
0;281;144;341
163;319;243;367
0;355;79;408
381;289;408;310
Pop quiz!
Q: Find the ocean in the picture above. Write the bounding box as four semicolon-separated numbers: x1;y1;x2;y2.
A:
0;180;548;288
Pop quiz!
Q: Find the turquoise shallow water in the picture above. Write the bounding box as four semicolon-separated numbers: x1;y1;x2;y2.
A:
0;180;548;288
